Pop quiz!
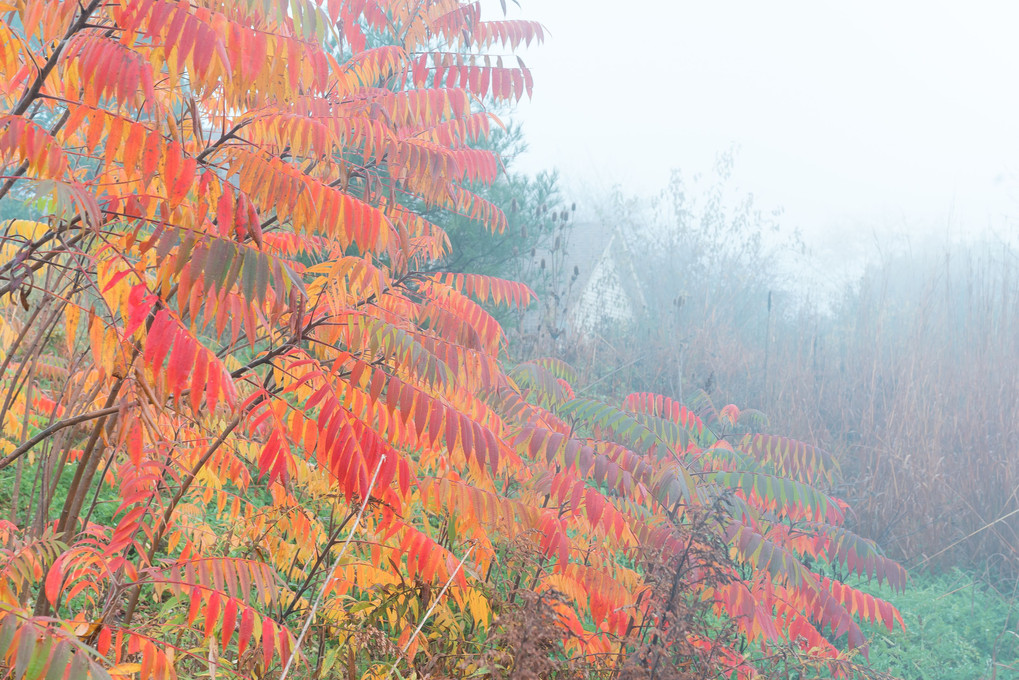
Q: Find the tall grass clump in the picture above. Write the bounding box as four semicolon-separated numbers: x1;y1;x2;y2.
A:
771;242;1019;579
550;217;1019;582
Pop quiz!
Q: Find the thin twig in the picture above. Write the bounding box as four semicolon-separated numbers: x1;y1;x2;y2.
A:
913;506;1019;570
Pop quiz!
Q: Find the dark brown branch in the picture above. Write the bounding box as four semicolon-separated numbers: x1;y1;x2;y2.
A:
0;405;122;470
11;0;103;118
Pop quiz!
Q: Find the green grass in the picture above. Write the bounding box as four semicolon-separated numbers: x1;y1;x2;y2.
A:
856;569;1018;680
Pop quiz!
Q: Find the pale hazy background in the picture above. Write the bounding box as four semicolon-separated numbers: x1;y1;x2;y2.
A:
493;1;1019;261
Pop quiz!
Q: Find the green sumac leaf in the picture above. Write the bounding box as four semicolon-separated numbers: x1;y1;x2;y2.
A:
256;251;270;305
15;623;36;680
714;470;837;521
176;228;198;271
205;237;233;291
24;631;53;680
0;613;16;656
45;641;70;680
560;397;659;451
242;246;259;303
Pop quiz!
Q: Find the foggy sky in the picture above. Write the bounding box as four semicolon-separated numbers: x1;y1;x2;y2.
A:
496;1;1019;251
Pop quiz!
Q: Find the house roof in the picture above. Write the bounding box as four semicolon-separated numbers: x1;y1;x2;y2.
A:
559;220;649;332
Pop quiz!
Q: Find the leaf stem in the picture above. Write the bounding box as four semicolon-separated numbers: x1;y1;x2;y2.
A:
383;541;477;680
279;455;387;680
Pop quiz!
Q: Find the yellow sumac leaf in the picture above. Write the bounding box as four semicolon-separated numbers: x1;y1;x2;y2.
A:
87;311;108;376
109;663;142;675
105;115;124;167
0;219;47;268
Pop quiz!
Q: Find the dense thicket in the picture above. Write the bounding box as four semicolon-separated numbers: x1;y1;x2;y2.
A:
0;2;905;679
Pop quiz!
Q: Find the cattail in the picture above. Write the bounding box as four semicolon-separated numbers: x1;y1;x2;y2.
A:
551;212;557;223
540;258;545;270
521;224;527;239
554;236;561;250
571;202;576;212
